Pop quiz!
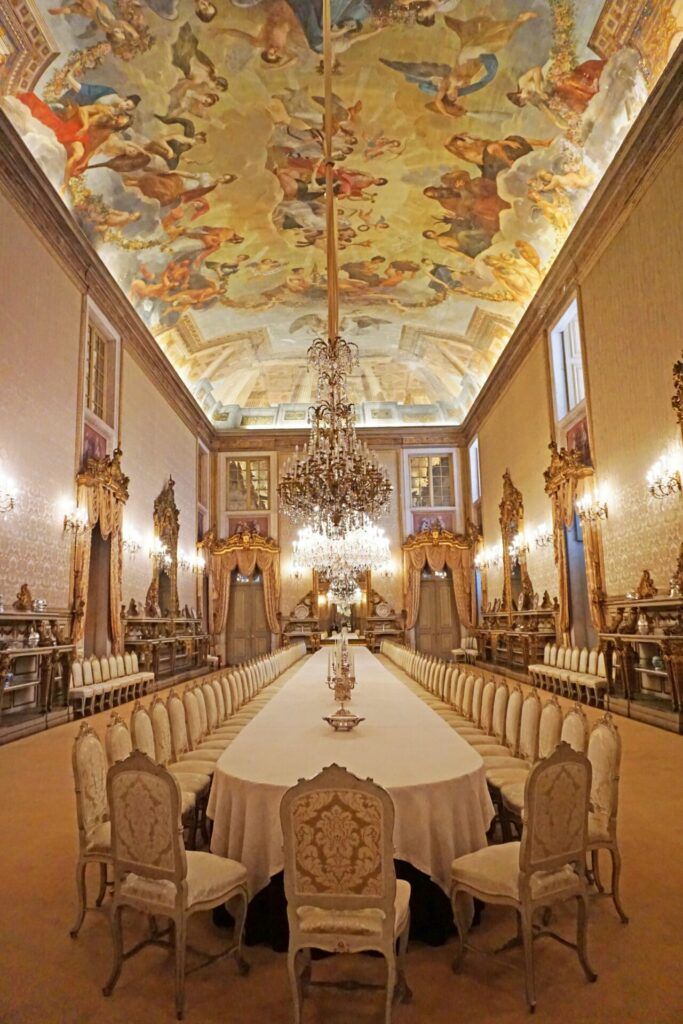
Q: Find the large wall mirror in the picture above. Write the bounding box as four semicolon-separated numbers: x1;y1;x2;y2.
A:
148;476;180;617
499;470;533;615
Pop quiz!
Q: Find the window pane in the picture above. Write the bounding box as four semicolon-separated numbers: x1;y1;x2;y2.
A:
430;456;453;507
249;457;270;510
227;459;248;510
468;438;480;503
86;325;106;421
409;456;430;508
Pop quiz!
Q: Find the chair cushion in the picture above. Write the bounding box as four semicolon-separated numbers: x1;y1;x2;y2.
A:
296;879;411;938
486;766;530;791
471;744;511;756
179;748;223;764
120;851;248;910
452;843;580;902
169;768;211;794
85;821;111;855
168;763;213;784
500;780;526;815
482;756;526;772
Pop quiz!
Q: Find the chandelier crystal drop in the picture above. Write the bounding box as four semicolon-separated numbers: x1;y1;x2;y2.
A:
292;522;391;579
328;571;361;606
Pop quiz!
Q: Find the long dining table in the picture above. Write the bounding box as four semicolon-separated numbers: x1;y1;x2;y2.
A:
207;647;494;944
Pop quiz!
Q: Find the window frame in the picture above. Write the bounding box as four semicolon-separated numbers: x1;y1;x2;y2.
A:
408;453;455;510
82;299;120;455
549;298;586;427
401;447;463;537
468;436;481;505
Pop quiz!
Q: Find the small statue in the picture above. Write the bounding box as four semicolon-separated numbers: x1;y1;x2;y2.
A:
182;603;191;618
617;607;638;634
541;590;552;610
636;570;657;600
50;620;65;645
38;621;55;646
13;584;33;611
127;598;140;617
145;580;161;618
606;608;624;634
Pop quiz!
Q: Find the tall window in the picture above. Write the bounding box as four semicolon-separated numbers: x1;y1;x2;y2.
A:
227;457;270;511
550;300;586;422
85;323;108;421
468;437;481;504
409;455;454;508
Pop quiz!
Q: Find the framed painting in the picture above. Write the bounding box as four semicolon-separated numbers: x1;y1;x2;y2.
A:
566;416;592;467
81;422;108;468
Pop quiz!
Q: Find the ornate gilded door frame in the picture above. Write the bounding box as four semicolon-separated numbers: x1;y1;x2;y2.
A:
498;470;533;621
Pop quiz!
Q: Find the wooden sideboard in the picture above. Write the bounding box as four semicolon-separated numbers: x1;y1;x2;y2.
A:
0;610;75;719
122;615;209;679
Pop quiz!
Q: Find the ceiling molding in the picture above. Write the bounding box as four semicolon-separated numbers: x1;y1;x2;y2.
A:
462;42;683;441
0;108;214;447
210;425;465;453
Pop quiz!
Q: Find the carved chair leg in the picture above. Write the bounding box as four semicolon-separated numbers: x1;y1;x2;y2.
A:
384;955;397;1024
520;906;536;1013
69;859;87;938
174;915;187;1021
397;911;412;1003
96;861;108;907
228;888;250;975
451;889;469;972
576;895;597;982
590;849;604;892
609;847;629;924
102;904;124;997
287;947;304;1024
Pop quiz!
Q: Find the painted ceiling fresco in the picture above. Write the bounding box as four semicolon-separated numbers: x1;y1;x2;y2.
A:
1;1;681;426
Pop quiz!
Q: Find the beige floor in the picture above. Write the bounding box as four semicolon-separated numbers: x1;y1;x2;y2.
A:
1;660;682;1024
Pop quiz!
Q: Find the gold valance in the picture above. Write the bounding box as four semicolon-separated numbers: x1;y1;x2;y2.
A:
72;448;128;653
203;529;281;637
403;526;473;631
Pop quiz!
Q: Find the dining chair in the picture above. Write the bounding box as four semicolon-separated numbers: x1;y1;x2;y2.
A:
70;721;111;938
280;763;412;1024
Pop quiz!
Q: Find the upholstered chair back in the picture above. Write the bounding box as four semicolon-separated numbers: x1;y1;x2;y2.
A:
518;690;542;763
426;662;437;692
556;646;567;670
219;676;234;717
82;660;94;686
101;657;111;681
228;674;241;712
150;697;175;767
107;751;186;895
491;682;509;742
569;647;580;673
520;742;591;884
587;649;598;676
461;675;476;720
202;683;220;731
548;645;558;667
182;690;203;750
453;672;467;713
280;764;396;939
471;677;485;727
105;712;133;767
71;661;84;689
597;652;607;679
237;670;250;704
108;655;119;679
130;703;157;761
479;680;496;734
503;685;524;753
538;697;563;759
587;714;621;841
211;679;227;722
192;685;209;736
116;655;125;676
543;643;551;666
561;704;589;754
91;658;103;684
131;651;140;673
122;652;132;676
436;664;447;697
168;691;191;758
443;667;455;703
72;721;109;845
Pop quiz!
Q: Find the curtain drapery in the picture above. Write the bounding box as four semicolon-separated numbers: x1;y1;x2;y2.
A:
404;539;472;631
71;454;127;654
208;537;281;638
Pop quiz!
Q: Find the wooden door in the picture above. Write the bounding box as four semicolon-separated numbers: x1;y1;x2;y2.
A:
415;572;460;659
226;572;270;665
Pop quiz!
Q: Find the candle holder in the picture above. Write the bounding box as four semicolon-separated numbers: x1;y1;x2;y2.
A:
326;635;356;703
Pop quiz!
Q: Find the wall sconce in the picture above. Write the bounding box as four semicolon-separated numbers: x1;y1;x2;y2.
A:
179;551;206;575
576;489;609;524
149;536;172;568
122;526;141;557
0;472;18;516
378;561;393;579
63;504;88;536
508;531;530;564
534;523;553;549
475;543;503;571
646;454;682;499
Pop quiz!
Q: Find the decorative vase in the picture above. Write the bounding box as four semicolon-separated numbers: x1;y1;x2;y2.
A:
636;612;650;636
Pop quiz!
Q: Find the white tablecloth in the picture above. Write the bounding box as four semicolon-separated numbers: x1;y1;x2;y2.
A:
208;647;494;895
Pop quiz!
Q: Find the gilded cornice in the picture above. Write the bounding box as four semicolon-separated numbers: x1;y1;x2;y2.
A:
403;524;471;551
463;44;683;442
499;469;524;538
76;447;129;502
543;441;593;496
202;529;279;556
210;424;465;453
673;353;683;429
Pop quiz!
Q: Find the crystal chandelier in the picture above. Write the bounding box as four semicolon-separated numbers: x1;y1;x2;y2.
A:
278;336;391;536
328;571;361;606
292;522;390;579
276;1;391;537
